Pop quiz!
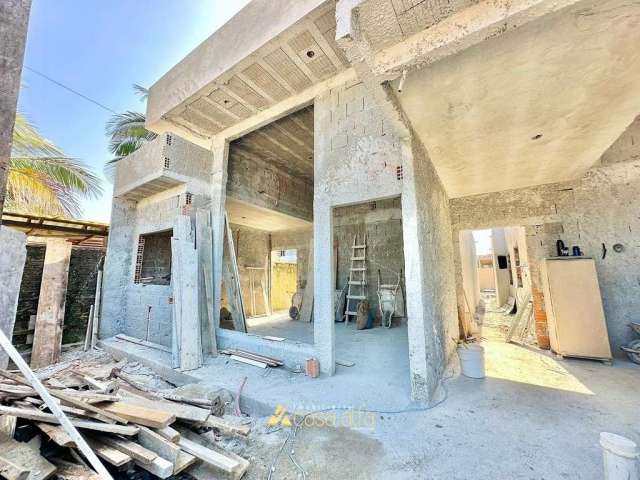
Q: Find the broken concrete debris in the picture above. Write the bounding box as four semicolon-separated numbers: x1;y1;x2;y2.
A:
0;347;251;479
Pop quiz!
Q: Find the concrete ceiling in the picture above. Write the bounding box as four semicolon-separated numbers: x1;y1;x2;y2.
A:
152;1;348;140
226;197;312;231
395;0;640;198
229;105;314;182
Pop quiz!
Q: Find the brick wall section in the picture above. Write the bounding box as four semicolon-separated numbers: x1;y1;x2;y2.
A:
63;248;104;344
13;245;45;348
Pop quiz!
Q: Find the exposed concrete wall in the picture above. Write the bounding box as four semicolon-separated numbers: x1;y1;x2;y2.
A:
333;197;406;318
491;228;510;306
0;227;26;367
227;152;313;222
102;134;214;347
459;230;480;314
504;226;531;302
401;136;459;401
450;157;640;355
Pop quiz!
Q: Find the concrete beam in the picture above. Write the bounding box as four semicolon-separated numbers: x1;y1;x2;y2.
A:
31;238;73;368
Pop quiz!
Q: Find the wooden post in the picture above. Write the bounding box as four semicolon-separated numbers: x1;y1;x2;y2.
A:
91;268;103;349
0;328;113;479
31;238;72;368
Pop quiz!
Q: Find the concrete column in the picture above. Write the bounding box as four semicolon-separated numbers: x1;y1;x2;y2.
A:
0;0;31;215
400;137;459;402
400;140;432;401
313;195;335;374
100;197;136;339
31;238;72;368
0;227;26;368
210;139;230;331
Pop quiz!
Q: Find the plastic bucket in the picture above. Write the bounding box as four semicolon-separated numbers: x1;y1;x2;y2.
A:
600;432;639;480
457;344;485;379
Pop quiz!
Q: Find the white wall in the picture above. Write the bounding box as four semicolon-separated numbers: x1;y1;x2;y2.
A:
491;228;510;306
459;231;480;314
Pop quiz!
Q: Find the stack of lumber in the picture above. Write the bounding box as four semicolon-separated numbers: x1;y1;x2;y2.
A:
220;349;283;369
0;365;251;479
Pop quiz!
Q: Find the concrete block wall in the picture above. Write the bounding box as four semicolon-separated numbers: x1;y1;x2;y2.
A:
102;133;214;347
450;156;640;354
333;197;406;318
315;79;403;206
227;152;313;222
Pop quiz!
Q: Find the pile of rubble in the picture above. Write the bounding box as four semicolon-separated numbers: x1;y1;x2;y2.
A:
0;350;252;479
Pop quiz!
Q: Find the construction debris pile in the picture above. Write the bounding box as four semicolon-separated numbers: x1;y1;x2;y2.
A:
0;351;251;479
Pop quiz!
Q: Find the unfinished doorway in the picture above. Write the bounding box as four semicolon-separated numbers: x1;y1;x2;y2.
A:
332;197;411;397
458;227;535;345
219;105;315;345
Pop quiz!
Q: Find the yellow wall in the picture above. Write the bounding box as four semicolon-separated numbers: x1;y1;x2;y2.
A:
271;263;297;311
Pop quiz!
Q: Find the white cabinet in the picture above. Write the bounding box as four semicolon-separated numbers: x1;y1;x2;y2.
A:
541;257;612;360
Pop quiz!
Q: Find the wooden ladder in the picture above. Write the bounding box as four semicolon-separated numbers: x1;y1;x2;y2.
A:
345;233;367;324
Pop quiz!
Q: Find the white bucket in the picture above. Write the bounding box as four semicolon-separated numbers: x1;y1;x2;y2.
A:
600;432;640;480
457;344;485;379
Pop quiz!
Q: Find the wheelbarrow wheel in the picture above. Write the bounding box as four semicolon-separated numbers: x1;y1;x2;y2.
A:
289;305;299;320
383;310;393;328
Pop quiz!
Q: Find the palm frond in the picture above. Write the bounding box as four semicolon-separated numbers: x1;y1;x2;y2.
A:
132;83;149;101
105;111;157;156
9;114;103;217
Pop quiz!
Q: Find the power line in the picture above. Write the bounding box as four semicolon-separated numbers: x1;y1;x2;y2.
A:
23;65;118;114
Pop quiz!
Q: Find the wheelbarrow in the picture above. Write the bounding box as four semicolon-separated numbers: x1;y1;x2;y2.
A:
377;270;400;329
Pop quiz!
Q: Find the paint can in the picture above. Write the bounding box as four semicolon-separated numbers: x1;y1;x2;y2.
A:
600;432;639;480
457;344;485;379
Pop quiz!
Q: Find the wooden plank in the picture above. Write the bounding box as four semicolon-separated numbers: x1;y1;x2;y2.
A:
179;427;249;480
204;415;251;436
223;213;247;332
0;330;113;479
196;209;217;357
178;437;240;473
119;388;209;423
135;456;174;479
0;414;17;438
173;451;197;475
91;269;103;349
97;436;157;465
83;305;94;352
0;435;56;480
230;354;267;368
85;437;131;467
100;402;176;428
0;406;139;436
35;422;75;447
300;237;314;322
138;426;181;464
154;425;181;443
49;460;100;480
0;456;29;480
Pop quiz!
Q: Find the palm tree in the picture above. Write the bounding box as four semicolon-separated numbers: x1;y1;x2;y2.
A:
105;84;157;167
8;113;102;217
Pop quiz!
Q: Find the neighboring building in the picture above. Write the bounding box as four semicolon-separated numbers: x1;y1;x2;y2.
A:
100;0;640;401
3;212;108;366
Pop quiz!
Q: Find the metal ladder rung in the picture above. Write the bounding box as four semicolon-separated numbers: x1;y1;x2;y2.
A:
379;284;397;288
345;311;359;316
351;256;366;261
351;267;366;271
353;245;366;249
348;280;365;285
347;294;367;300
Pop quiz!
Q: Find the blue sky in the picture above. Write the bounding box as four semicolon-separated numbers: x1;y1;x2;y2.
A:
18;1;250;222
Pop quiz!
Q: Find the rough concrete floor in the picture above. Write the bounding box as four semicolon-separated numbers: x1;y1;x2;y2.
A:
225;292;640;479
103;293;640;479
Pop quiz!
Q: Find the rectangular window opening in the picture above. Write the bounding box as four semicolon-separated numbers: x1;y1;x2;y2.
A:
134;230;173;285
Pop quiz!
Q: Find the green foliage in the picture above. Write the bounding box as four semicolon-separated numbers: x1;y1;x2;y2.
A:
8;113;102;217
